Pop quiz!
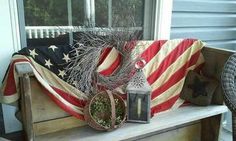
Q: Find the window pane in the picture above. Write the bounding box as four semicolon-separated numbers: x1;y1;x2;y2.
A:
95;0;108;27
24;0;68;26
23;0;144;46
72;0;84;26
112;0;144;27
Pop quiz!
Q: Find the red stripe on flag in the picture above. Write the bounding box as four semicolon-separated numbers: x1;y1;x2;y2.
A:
98;48;112;66
99;53;122;76
147;39;197;85
4;59;29;96
151;51;201;99
42;87;85;120
52;86;86;107
140;40;167;63
151;94;180;117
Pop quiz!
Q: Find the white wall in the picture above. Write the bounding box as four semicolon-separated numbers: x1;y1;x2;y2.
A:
0;0;22;133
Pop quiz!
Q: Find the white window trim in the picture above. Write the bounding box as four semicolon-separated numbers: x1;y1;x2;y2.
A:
143;0;173;40
9;0;22;51
67;0;73;45
17;0;27;48
1;0;24;134
84;0;95;27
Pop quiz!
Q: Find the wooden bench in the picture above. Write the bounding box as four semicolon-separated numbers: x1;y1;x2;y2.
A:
16;47;233;141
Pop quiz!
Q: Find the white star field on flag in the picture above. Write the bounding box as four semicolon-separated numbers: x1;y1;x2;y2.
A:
58;69;66;78
49;45;58;52
62;53;71;63
45;59;53;68
29;49;38;58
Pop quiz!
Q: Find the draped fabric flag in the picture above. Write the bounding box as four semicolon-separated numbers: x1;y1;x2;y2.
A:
0;39;205;120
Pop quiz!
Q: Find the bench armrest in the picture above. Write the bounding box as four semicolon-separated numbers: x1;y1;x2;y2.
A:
15;63;34;77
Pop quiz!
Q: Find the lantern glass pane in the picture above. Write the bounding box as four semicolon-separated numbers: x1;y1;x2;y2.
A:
128;93;148;121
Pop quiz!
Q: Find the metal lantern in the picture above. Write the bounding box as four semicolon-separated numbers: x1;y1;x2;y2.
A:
126;60;151;123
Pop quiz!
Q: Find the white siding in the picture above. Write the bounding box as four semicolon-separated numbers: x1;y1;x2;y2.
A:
170;0;236;50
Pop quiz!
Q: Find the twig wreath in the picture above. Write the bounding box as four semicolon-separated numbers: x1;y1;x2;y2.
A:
65;28;141;95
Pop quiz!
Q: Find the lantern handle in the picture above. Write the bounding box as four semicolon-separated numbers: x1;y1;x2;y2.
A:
135;59;146;69
106;90;116;129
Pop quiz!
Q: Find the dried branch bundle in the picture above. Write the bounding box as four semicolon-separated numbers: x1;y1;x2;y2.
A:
65;27;141;95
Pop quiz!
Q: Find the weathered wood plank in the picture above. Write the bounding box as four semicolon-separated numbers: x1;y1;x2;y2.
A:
33;116;86;136
35;105;228;141
22;75;34;141
20;77;27;141
202;47;234;105
201;114;222;141
30;77;69;122
15;63;33;76
202;47;234;79
137;123;201;141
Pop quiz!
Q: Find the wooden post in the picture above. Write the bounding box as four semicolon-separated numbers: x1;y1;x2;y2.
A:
19;77;27;140
22;74;34;141
201;114;223;141
16;63;34;141
201;47;233;141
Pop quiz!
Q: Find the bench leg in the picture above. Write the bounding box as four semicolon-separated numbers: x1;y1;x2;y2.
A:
20;75;34;141
201;114;222;141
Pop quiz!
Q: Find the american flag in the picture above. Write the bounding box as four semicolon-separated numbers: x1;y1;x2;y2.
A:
0;39;204;120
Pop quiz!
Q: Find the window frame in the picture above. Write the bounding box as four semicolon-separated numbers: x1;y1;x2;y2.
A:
20;0;174;45
143;0;173;40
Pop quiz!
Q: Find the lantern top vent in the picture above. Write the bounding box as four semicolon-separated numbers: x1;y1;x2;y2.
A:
126;69;152;93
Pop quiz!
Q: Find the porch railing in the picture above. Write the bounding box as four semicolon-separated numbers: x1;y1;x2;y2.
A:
25;26;142;39
25;26;81;39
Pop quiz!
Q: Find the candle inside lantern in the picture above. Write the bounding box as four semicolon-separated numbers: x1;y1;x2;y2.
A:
137;98;141;118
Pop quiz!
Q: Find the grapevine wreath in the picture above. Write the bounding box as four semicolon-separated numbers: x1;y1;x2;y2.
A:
66;28;142;95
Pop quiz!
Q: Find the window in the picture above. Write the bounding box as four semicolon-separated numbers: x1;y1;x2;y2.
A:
23;0;144;46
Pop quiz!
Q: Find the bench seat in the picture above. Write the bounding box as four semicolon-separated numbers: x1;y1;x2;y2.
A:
36;105;228;141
